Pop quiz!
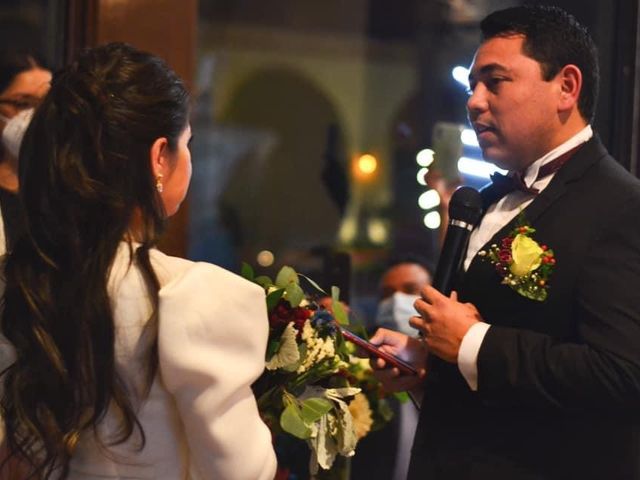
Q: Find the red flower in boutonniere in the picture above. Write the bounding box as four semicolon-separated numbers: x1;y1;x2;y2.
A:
478;217;556;301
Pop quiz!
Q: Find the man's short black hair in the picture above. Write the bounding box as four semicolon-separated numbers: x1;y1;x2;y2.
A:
480;5;599;123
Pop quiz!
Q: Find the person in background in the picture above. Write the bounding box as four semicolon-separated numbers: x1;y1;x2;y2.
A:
375;257;432;335
0;43;276;479
351;256;431;480
371;5;640;479
0;50;51;253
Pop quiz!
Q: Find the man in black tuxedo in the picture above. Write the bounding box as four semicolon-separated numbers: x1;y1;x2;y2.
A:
370;5;640;480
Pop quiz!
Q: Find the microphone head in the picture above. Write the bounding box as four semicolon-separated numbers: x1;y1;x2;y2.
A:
448;186;483;226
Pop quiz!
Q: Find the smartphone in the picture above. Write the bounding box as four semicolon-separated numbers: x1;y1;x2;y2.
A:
340;328;418;376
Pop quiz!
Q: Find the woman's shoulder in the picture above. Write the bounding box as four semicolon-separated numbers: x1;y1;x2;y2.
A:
150;249;262;298
148;248;195;287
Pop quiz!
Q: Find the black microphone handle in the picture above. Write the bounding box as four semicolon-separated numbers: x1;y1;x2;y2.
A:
432;224;472;296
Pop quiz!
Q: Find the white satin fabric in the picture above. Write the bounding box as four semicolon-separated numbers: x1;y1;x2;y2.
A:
1;244;277;479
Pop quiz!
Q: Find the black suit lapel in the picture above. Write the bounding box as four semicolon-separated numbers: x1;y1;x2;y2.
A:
522;135;606;224
468;135;608;273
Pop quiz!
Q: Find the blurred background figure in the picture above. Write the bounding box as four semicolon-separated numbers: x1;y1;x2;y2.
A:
0;50;50;253
375;257;432;335
351;255;430;480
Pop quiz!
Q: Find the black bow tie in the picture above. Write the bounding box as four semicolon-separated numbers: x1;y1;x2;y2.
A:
489;171;538;196
489;144;583;198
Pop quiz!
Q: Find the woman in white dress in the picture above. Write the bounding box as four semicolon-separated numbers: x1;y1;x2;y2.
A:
0;43;276;479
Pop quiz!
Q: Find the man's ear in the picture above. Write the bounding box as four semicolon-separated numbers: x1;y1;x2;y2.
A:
557;64;582;112
149;137;170;179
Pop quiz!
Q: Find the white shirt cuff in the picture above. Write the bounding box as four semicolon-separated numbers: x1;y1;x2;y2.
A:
457;322;491;391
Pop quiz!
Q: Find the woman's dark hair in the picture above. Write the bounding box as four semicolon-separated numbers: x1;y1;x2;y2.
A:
0;42;189;478
0;50;46;94
481;5;599;123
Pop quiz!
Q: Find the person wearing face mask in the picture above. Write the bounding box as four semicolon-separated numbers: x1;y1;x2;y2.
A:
351;257;431;480
0;50;51;254
375;258;432;336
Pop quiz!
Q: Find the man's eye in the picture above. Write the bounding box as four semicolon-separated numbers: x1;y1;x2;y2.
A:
487;77;506;91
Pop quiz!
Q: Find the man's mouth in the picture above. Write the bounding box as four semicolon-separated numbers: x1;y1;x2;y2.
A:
473;123;498;142
474;123;495;134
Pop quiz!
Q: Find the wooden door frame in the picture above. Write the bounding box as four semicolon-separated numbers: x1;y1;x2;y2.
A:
62;0;197;257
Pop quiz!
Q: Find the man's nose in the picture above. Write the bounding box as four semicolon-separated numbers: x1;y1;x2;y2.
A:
466;86;488;117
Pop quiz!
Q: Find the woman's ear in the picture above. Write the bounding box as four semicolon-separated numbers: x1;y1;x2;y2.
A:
557;64;582;113
149;137;169;179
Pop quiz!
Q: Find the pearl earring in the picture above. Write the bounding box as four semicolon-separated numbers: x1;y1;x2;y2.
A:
156;173;164;193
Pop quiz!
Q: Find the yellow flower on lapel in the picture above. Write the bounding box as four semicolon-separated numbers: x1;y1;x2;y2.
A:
510;233;544;276
478;216;556;302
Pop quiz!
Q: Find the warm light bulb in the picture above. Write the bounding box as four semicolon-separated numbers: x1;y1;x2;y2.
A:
367;219;388;245
339;218;357;243
256;250;274;267
357;154;378;175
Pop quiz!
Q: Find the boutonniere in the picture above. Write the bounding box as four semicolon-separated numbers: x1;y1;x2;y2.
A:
478;217;556;302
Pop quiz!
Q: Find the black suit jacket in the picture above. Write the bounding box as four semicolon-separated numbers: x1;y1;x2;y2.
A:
408;136;640;480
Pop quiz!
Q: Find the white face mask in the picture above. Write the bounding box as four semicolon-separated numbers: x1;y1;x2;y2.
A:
0;108;34;158
375;291;420;336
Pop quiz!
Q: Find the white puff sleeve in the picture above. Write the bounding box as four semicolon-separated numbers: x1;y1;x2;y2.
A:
158;263;276;480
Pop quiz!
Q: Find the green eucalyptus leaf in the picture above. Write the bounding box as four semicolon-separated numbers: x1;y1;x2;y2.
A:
331;286;340;302
266;288;285;311
285;282;305;307
300;397;333;423
394;391;410;403
280;403;312;439
255;275;274;288
331;300;349;325
240;262;255;281
275;266;299;288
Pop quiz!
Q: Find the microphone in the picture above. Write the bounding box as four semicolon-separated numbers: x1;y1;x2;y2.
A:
432;186;483;296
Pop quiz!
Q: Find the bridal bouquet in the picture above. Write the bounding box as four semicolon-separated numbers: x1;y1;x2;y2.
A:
242;264;392;477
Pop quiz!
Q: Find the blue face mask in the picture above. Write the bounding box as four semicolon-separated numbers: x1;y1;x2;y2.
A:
0;108;34;158
375;291;420;336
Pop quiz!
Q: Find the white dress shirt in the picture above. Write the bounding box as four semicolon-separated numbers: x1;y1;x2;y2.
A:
457;125;593;391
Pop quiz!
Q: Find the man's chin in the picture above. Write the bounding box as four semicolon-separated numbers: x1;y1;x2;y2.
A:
480;149;511;171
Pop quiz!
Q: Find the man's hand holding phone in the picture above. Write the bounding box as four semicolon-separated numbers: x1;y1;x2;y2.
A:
366;328;428;393
340;328;419;375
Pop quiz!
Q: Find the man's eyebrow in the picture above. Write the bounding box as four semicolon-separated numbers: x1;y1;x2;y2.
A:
468;63;510;82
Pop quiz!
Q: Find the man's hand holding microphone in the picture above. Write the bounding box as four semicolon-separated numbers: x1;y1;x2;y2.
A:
369;187;484;395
